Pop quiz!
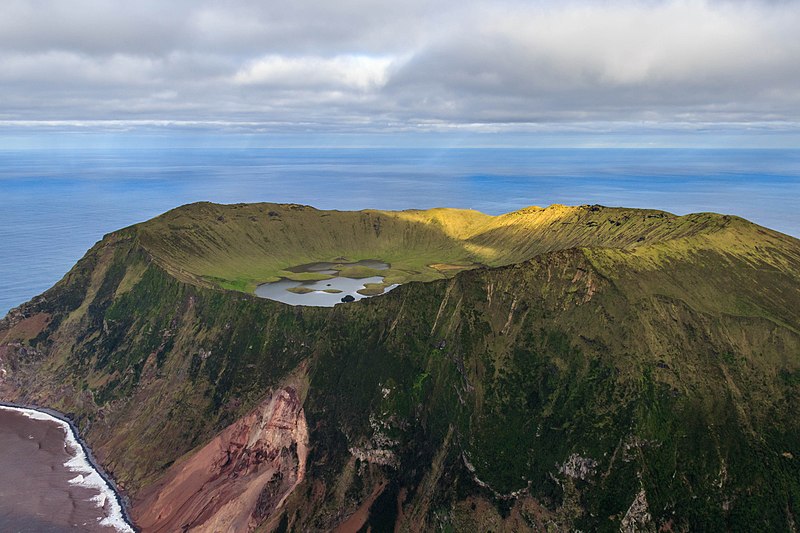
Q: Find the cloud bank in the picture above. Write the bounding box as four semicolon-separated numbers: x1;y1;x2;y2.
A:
1;0;799;136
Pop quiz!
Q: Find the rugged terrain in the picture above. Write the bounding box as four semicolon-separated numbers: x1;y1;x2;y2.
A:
1;202;799;531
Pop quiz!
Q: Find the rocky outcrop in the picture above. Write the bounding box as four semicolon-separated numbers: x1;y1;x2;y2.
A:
348;413;401;468
132;387;308;532
620;489;655;533
559;453;598;481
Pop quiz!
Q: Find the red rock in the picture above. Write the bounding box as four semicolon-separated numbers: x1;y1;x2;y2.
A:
132;387;308;532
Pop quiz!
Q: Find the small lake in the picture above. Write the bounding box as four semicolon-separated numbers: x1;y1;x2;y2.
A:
255;260;399;307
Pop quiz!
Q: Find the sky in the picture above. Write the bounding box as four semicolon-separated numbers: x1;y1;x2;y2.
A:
1;0;799;147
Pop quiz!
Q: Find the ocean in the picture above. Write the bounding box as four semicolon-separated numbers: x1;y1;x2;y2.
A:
1;147;799;316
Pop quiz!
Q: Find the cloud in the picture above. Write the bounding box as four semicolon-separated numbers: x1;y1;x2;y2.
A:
0;0;798;134
387;0;800;122
233;55;398;90
0;51;160;87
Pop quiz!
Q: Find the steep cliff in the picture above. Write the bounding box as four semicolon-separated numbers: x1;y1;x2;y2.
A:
1;202;799;531
134;385;308;532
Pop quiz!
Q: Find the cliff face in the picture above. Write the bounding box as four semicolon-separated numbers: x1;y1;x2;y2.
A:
134;386;308;532
1;203;800;532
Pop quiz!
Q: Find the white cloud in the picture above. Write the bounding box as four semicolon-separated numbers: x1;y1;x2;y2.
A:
233;55;398;90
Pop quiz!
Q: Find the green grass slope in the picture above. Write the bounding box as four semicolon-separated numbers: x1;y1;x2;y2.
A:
1;202;798;531
133;202;742;292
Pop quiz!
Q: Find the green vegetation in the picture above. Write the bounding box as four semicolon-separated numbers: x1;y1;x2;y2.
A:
134;202;746;295
279;271;334;282
356;282;389;296
286;286;314;294
1;201;799;531
335;265;385;278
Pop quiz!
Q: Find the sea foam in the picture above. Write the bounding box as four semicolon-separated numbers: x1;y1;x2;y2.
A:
0;405;135;532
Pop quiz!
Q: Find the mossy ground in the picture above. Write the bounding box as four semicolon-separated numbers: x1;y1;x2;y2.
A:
356;283;390;296
286;286;314;294
335;265;386;279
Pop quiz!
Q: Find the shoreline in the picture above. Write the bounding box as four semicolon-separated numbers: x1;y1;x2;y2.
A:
0;401;137;532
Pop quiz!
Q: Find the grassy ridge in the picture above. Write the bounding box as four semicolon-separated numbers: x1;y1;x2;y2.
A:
133;202;744;293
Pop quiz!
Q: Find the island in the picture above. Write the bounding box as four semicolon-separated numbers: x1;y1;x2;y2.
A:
1;202;799;532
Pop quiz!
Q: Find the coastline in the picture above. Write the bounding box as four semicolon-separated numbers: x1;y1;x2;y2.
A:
0;401;137;532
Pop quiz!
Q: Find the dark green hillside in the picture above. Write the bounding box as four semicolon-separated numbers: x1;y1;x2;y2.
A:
1;202;798;531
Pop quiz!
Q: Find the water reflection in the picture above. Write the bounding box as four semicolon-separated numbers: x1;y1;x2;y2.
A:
255;260;398;307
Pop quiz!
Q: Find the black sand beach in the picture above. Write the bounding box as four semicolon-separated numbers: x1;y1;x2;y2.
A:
0;408;129;532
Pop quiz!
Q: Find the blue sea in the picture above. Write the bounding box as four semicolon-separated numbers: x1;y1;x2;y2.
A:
1;148;799;315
